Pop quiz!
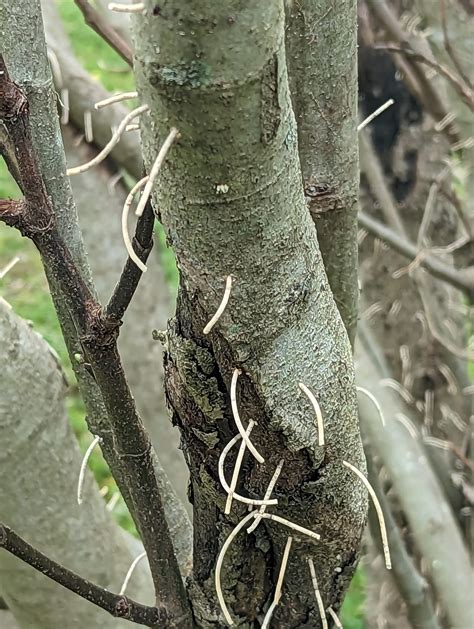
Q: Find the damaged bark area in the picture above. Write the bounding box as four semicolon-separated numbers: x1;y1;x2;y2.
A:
133;1;367;626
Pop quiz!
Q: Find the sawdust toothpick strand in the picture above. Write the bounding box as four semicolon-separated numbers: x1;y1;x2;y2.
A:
356;386;386;426
218;434;277;507
0;256;20;279
204;275;233;334
230;369;264;463
135;128;180;217
299;382;325;445
215;511;257;626
343;460;391;569
84;110;93;143
395;413;418;439
108;2;145;12
119;551;147;595
308;558;328;629
327;607;343;628
60;88;69;125
77;436;100;505
259;513;320;540
247;459;284;533
94;91;138;109
67;105;149;175
225;420;255;514
122;176;149;272
358;99;395;131
261;537;293;629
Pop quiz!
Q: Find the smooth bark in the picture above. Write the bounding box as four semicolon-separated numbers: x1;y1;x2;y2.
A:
286;0;360;345
0;303;154;629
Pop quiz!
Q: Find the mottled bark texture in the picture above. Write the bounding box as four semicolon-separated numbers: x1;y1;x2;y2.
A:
286;0;360;346
0;302;154;629
133;2;366;626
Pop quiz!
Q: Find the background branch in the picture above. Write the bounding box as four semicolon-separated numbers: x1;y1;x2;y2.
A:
358;210;474;299
0;523;162;627
74;0;132;66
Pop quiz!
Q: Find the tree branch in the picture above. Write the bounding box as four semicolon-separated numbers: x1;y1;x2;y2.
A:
105;198;155;322
286;0;359;346
0;523;162;627
74;0;133;66
356;324;473;629
439;0;473;90
358;211;474;299
375;44;474;112
0;56;191;625
365;454;440;629
365;0;460;144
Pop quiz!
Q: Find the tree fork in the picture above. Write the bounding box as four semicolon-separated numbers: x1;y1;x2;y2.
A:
133;1;367;625
0;57;192;627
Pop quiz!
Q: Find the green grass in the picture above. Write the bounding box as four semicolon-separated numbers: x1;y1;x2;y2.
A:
0;1;366;619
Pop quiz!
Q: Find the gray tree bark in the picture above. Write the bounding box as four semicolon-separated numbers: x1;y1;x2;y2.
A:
133;1;366;626
286;0;360;346
0;302;154;629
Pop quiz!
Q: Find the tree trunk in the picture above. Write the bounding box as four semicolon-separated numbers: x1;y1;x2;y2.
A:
0;303;154;629
133;1;366;626
286;0;360;346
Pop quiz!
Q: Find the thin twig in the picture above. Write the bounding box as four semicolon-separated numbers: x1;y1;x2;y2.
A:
122;176;149;273
218;433;278;508
74;0;133;66
356;386;386;426
105;194;155;322
343;460;391;569
204;275;233;334
358;212;474;300
95;91;138;110
261;537;293;629
230;369;264;463
77;435;101;505
376;45;474;111
247;459;284;533
308;558;328;629
0;523;162;626
358;99;394;131
135;128;180;217
67;105;149;175
298;382;325;446
440;0;473;89
120;551;147;595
